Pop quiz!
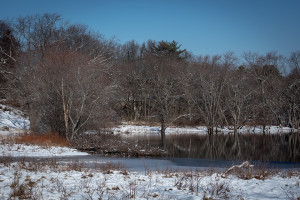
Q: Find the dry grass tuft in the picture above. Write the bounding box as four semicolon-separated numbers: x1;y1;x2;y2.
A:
16;132;70;147
94;161;126;174
0;134;16;145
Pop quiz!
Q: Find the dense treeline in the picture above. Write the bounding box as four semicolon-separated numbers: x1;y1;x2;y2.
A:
0;14;299;142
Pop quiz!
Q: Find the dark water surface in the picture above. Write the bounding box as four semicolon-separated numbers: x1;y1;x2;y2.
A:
12;154;298;172
73;155;300;171
125;132;300;162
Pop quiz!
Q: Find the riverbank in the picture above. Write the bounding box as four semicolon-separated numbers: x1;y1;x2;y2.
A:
0;105;299;199
112;122;298;135
0;130;88;157
0;130;299;199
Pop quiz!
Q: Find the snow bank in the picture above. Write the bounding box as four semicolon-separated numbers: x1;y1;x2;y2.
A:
112;124;209;135
0;143;88;157
0;104;30;130
112;123;296;135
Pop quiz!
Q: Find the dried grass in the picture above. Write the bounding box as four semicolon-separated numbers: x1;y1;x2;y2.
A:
16;132;70;147
95;161;126;173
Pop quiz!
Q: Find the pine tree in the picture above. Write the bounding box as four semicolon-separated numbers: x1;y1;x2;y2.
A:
151;40;186;58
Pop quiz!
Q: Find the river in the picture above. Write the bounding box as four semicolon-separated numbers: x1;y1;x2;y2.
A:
9;154;299;172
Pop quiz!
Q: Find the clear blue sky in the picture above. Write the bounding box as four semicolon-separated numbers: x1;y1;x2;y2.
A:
1;0;300;57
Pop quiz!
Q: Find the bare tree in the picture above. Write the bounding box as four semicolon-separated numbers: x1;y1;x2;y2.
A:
242;51;284;133
59;52;112;140
24;43;114;140
225;69;252;134
15;13;62;54
150;57;185;146
146;41;187;146
13;14;116;139
116;40;188;146
284;51;300;129
115;40;150;121
192;55;227;135
221;52;251;134
288;51;300;70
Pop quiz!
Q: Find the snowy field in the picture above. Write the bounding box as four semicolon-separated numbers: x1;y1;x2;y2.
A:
0;159;299;199
0;104;299;199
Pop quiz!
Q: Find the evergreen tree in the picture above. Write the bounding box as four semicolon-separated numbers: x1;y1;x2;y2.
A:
151;40;186;58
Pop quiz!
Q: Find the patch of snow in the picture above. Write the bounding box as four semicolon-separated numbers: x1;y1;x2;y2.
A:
0;143;88;157
0;104;30;130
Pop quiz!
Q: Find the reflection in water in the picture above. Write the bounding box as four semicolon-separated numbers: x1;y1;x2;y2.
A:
163;132;300;162
5;133;298;171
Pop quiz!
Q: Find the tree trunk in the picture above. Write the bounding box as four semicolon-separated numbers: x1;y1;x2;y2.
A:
61;79;70;140
207;126;213;136
160;115;166;148
144;97;147;120
233;124;238;135
29;106;39;132
263;125;266;135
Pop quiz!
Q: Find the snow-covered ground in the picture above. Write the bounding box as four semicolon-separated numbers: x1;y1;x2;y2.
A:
0;104;30;130
0;142;88;157
0;161;298;199
112;122;296;135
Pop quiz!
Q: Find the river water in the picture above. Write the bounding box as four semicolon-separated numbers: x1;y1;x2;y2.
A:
24;155;299;172
5;132;299;171
74;132;300;162
75;132;300;171
84;156;300;171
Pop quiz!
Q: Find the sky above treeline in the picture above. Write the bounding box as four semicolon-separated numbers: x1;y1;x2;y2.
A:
1;0;300;57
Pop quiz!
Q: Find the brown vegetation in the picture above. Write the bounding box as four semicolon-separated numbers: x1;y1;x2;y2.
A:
16;132;70;147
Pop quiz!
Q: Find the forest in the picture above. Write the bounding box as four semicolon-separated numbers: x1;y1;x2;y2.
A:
1;13;299;144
